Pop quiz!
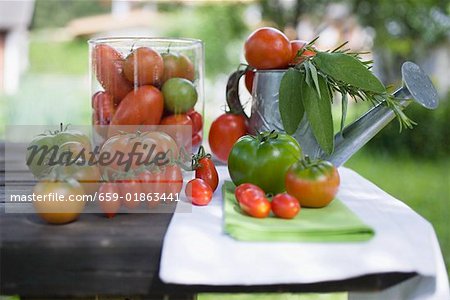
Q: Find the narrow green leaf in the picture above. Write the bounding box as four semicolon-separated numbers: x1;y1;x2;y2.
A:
314;52;386;93
302;75;334;154
279;68;305;135
307;61;321;98
340;92;348;134
304;63;312;87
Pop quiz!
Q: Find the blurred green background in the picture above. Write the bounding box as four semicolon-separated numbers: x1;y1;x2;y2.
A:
0;0;448;291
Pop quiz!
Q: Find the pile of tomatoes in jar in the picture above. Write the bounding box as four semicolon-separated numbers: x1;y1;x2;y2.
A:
91;44;202;146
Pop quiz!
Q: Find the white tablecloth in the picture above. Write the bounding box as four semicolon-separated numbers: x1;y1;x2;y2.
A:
160;167;449;299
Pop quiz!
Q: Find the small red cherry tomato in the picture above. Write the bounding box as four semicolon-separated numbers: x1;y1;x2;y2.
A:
195;156;219;192
98;183;121;218
234;183;265;203
118;179;141;209
187;109;203;134
289;40;317;65
185;178;213;206
160;114;193;126
235;185;271;218
271;193;300;219
92;91;115;125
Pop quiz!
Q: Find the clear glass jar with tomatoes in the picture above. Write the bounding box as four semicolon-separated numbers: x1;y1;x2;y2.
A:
88;37;204;150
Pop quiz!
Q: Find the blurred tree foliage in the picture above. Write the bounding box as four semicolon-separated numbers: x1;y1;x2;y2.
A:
368;92;450;157
32;0;111;29
259;0;450;82
350;0;450;82
160;3;248;77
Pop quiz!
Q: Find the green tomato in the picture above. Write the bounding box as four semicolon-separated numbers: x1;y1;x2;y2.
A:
228;131;302;194
26;125;91;179
162;77;197;113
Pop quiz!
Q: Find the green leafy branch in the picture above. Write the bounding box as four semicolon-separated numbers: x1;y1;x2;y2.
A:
279;38;415;154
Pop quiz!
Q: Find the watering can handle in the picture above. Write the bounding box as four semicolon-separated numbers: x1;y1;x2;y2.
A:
226;69;249;119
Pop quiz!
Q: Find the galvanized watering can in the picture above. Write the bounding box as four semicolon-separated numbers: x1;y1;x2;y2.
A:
226;62;439;166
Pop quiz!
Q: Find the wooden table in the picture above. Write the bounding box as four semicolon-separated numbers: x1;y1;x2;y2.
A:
0;143;416;299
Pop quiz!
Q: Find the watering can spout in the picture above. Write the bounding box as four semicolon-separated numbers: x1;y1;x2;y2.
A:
226;61;439;166
325;61;439;166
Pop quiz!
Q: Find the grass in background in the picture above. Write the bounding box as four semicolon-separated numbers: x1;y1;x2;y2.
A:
346;150;450;276
29;39;88;75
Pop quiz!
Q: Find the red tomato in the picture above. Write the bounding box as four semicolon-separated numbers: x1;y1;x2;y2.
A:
111;85;164;125
187;109;203;134
289;40;316;65
123;47;164;86
92;91;115;125
98;182;121;218
234;183;265;203
160;114;193;127
245;69;255;94
195;157;219;192
185;178;213;206
271;193;300;219
92;44;132;104
209;113;247;162
161;52;195;83
100;131;178;177
163;164;183;195
285;158;340;208
236;187;271;218
118;179;141;209
244;27;292;70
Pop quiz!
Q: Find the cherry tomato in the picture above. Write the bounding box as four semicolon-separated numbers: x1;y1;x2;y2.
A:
245;68;255;94
92;91;115;125
123;47;164;86
92;44;132;104
208;113;247;162
234;183;265;203
59;151;101;195
195;157;219;192
118;179;141;209
289;40;316;65
161;52;195;83
160;114;193;126
98;182;121;218
271;193;300;219
162;78;198;114
111;85;164;125
235;186;271;218
185;178;213;206
33;179;86;224
285;157;340;208
244;27;292;70
162;164;183;195
187;109;203;134
100;131;178;177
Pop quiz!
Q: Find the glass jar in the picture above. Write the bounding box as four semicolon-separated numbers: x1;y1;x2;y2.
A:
88;37;204;149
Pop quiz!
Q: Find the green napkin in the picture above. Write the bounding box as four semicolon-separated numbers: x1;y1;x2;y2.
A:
223;181;374;242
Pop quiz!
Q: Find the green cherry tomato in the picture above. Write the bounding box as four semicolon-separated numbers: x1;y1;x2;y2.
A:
161;78;198;114
26;125;91;179
285;157;340;208
228;131;302;194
